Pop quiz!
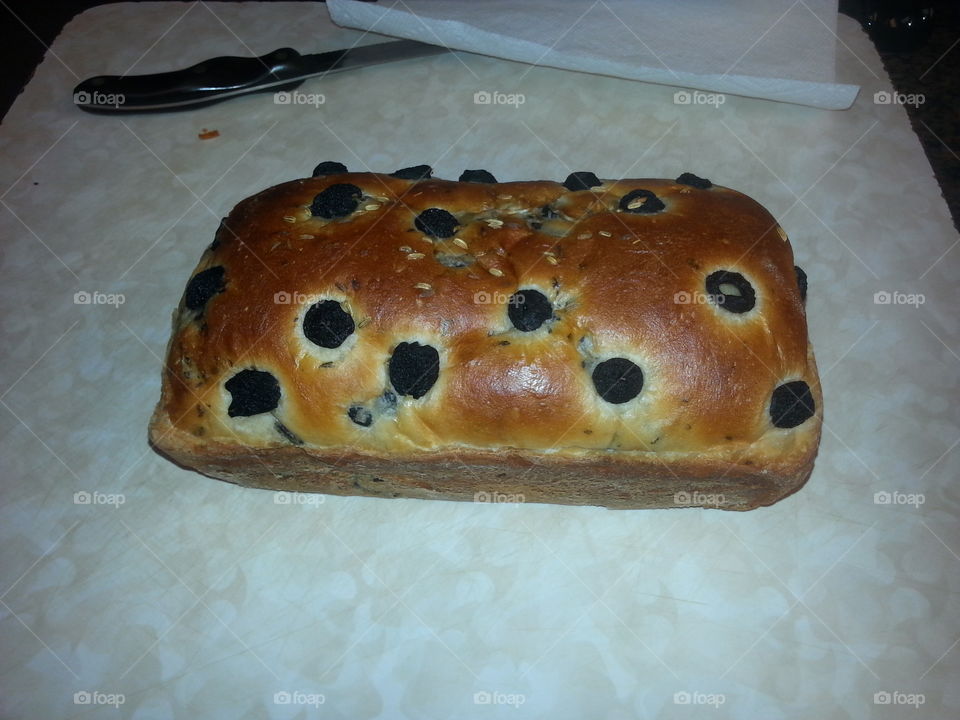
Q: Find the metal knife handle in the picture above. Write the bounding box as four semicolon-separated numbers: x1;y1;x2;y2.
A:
72;47;340;114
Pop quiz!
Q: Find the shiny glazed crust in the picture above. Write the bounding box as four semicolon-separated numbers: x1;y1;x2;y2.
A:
149;172;822;510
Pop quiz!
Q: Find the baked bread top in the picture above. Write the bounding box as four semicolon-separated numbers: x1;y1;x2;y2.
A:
156;167;819;467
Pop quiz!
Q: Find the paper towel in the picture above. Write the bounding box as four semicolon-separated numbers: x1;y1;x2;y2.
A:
327;0;860;110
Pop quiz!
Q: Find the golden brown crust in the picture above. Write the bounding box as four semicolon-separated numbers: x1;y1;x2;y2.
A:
149;172;822;510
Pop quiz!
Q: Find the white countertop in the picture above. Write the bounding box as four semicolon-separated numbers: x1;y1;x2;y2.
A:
1;3;958;719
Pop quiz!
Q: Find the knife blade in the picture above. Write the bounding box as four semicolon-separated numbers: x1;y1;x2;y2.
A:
72;40;450;114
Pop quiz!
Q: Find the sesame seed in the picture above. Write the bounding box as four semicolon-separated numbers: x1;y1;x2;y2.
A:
453;237;468;249
414;282;432;290
679;187;692;194
488;268;504;277
399;245;412;252
407;252;426;260
776;226;788;242
376;196;389;202
599;230;612;237
627;197;646;210
364;204;381;211
497;194;513;200
299;234;315;240
577;232;592;240
485;218;504;228
282;215;296;223
545;255;559;265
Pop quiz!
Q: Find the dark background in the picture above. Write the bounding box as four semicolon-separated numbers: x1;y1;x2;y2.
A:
1;0;957;229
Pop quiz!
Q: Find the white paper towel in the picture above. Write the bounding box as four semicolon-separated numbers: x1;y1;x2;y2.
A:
327;0;860;109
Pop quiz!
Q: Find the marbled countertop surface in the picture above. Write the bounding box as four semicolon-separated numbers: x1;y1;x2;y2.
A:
1;4;958;719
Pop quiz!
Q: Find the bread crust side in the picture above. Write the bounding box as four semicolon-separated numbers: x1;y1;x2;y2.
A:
149;347;821;511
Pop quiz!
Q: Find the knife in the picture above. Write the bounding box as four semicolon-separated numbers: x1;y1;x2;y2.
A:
72;40;450;114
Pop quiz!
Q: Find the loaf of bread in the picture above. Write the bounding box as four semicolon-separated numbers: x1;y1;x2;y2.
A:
148;165;821;510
